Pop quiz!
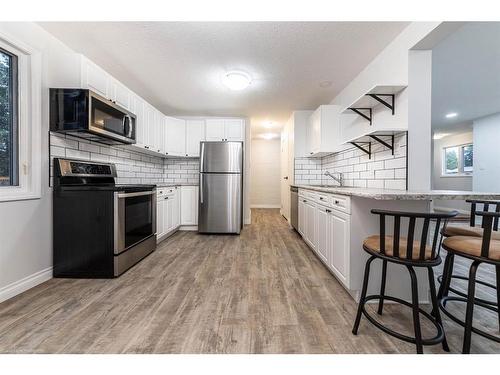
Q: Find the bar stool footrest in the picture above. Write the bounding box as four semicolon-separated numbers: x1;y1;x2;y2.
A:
361;295;445;346
439;296;500;343
437;274;498;307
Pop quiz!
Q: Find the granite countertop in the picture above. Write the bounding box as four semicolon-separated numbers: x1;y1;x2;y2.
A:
292;184;500;201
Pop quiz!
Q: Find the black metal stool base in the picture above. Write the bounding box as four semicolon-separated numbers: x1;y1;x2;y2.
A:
437;274;498;307
359;295;445;346
439;296;500;343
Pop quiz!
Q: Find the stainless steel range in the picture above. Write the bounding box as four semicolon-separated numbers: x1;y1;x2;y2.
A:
52;158;156;278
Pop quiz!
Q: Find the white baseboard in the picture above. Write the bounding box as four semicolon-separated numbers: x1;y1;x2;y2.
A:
0;267;53;303
179;225;198;231
250;204;281;208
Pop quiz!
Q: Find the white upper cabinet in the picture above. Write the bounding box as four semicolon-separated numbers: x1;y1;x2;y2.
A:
166;117;186;156
306;105;341;156
205;119;226;141
185;120;205;157
224;119;245;141
81;57;109;98
110;79;131;110
205;119;245;142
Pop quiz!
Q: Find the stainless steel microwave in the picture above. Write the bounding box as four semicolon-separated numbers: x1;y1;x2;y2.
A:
49;88;136;145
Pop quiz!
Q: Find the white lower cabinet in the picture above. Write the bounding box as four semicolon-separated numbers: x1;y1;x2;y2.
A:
298;189;351;288
157;185;199;242
180;186;199;225
157;188;180;240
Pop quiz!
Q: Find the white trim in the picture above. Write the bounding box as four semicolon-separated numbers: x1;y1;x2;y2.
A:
434;205;469;215
178;225;198;231
0;30;42;202
0;267;52;303
250;204;281;208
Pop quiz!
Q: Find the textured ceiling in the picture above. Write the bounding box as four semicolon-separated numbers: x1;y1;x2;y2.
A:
39;22;409;136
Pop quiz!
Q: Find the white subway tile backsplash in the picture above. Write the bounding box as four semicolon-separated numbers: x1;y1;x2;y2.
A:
49;132;199;186
295;133;407;190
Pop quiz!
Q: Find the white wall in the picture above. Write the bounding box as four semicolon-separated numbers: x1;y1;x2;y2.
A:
329;22;441;190
432;131;473;212
473;112;500;192
0;22;79;302
250;139;281;208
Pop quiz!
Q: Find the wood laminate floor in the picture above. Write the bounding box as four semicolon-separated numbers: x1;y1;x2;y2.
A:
0;209;498;354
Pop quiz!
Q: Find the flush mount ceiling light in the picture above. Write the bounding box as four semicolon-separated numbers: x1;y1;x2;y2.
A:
319;80;333;88
445;112;458;119
222;70;252;91
264;121;274;128
261;133;279;140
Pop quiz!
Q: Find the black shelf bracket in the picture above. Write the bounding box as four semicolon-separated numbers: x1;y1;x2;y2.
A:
369;134;395;155
366;94;395;115
348;108;372;125
350;141;372;159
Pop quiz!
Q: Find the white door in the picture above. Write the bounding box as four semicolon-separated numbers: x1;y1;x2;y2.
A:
298;197;305;236
224;119;245;141
186;120;205;157
280;127;290;220
143;104;155;151
329;210;350;287
132;97;145;147
112;80;130;109
180;186;199;225
315;206;329;263
205;119;225;141
81;58;108;98
172;192;180;228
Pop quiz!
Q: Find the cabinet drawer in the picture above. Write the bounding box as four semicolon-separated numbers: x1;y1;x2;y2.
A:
331;194;351;214
315;192;331;206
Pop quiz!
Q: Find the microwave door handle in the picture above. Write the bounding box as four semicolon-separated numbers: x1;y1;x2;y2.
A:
123;115;133;138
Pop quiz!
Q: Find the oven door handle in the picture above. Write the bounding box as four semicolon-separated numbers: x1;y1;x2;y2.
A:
117;190;156;199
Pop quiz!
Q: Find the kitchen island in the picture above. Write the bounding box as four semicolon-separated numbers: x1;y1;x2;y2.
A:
292;184;500;302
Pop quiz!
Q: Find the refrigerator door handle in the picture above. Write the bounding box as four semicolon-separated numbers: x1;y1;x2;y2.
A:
200;174;203;204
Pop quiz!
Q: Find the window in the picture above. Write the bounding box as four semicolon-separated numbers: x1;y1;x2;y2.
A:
0;34;41;202
0;47;18;186
443;143;473;176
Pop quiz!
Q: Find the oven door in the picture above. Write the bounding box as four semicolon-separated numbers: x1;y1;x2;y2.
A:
89;91;136;144
114;190;156;255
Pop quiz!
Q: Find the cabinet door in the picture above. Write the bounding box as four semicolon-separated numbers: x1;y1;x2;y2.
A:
132;96;145;147
157;199;165;239
154;110;165;154
166;117;186;156
143;104;155;151
112;80;130;110
315;206;329;263
180;186;199;225
205;119;225;141
329;210;350;287
298;198;305;236
185;120;205;157
305;202;316;250
224;119;245;141
172;193;180;229
81;58;108;98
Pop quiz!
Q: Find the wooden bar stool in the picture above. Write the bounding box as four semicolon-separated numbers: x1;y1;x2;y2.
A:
437;200;500;310
440;210;500;354
352;209;457;354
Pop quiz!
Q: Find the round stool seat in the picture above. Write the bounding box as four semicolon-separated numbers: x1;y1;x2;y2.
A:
443;236;500;261
363;235;434;261
443;224;500;240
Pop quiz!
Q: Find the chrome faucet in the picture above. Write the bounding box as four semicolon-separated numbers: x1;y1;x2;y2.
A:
324;171;344;187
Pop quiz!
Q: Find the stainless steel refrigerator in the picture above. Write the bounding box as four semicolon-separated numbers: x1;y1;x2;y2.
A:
198;141;243;234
